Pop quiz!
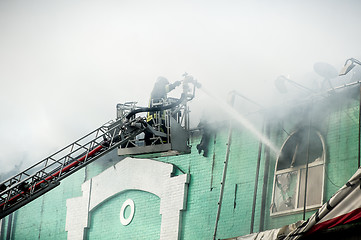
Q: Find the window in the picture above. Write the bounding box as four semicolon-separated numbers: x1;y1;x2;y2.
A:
271;127;326;216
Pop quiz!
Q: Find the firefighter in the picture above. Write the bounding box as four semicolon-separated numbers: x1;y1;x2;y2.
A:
145;76;181;145
148;77;181;107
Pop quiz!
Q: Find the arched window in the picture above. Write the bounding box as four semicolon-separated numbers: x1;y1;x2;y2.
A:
271;127;326;216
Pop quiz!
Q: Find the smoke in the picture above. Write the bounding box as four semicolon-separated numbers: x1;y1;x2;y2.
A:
199;86;278;153
1;0;361;176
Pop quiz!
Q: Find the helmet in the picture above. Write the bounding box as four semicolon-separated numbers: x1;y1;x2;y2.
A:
156;76;169;85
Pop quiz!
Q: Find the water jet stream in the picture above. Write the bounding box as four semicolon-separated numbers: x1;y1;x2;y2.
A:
199;87;279;153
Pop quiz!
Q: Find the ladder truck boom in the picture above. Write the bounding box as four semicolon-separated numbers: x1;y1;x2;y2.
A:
0;75;200;219
0;116;144;219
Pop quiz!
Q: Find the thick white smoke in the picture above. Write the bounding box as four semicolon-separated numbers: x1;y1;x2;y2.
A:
1;0;361;177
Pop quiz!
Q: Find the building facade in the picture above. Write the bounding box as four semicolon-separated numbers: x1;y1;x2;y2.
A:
0;86;360;240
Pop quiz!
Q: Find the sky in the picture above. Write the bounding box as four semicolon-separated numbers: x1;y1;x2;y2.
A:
1;0;361;176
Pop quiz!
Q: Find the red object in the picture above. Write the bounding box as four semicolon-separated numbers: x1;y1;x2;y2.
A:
0;145;104;209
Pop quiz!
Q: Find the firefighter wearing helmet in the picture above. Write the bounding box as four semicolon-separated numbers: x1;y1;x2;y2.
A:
145;76;181;145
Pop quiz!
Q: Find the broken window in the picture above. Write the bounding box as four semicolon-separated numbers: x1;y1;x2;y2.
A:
271;127;326;216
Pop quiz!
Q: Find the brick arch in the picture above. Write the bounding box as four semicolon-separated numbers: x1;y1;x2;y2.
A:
65;157;190;240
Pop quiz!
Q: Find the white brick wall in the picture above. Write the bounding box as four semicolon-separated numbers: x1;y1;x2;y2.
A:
66;157;190;240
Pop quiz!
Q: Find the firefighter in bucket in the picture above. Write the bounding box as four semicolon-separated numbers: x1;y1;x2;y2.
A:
145;76;181;145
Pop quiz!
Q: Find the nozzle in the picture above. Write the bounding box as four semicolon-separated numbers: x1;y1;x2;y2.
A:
183;74;201;88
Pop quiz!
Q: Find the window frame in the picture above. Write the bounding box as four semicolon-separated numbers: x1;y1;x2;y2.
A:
270;129;326;217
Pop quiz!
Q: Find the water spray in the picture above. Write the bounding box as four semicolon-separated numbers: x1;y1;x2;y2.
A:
199;86;278;153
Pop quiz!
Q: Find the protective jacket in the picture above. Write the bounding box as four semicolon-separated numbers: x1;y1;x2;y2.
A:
147;77;180;122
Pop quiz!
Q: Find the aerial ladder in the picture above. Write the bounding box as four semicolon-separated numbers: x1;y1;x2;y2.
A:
0;74;200;219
